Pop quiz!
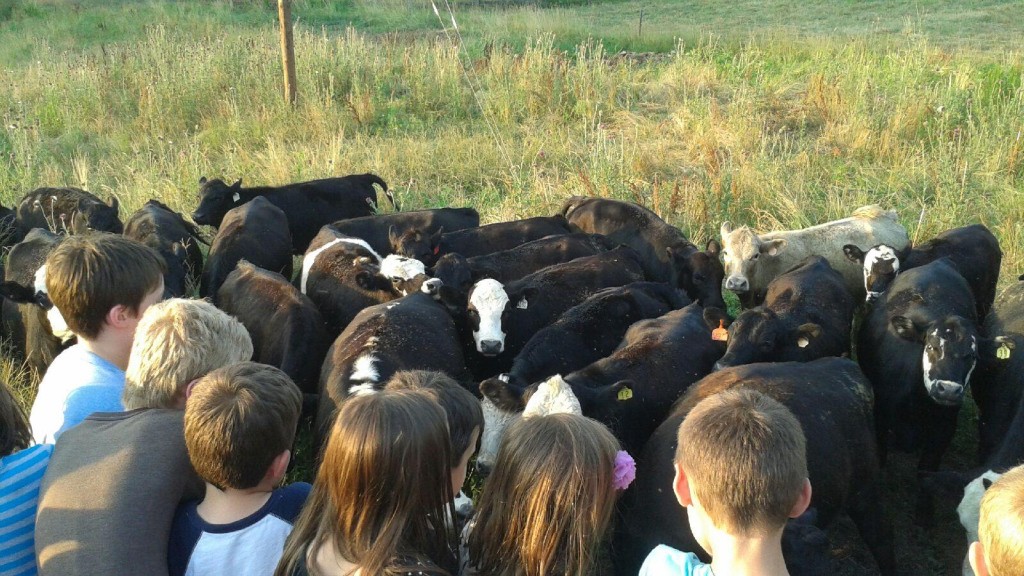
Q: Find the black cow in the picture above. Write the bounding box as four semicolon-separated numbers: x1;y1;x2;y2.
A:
200;197;292;303
323;208;479;257
561;195;726;309
487;282;690;391
316;291;471;449
391;215;575;266
617;358;893;575
123;200;205;298
479;303;728;469
216;261;328;395
0;202;16;255
192;173;395;254
299;228;401;336
430;232;610;297
715;256;854;370
843;224;1001;318
0;228;68;376
16;187;122;237
456;246;646;378
857;258;1009;523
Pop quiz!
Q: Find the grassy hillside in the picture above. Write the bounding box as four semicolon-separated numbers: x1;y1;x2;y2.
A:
1;1;1022;573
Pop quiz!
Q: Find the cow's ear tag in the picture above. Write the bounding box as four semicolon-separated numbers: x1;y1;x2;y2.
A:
997;344;1012;360
617;387;633;401
712;320;728;342
798;337;809;348
232;192;240;202
516;298;528;310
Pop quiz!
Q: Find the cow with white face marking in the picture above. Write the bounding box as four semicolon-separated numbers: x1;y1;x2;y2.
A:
451;246;646;379
315;291;470;452
720;205;909;308
857;258;1009;524
844;224;1001;318
0;228;70;376
477;303;727;470
379;254;441;297
301;227;401;336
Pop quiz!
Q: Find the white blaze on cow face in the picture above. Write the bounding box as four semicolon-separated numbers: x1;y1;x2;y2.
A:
922;330;976;406
469;279;510;356
300;237;384;294
719;224;760;293
522;375;583;418
478;395;520;472
862;245;900;301
380;254;428;296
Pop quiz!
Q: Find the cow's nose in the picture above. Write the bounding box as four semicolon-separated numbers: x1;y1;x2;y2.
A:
476;460;492;477
725;277;749;292
479;340;503;356
931;381;965;405
865;291;880;303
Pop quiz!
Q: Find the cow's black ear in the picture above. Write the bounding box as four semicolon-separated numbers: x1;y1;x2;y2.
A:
472;265;500;281
703;306;730;331
436;284;467;316
705;239;721;257
430;227;444;247
891;315;922;341
513;287;539;310
355;270;383;291
983;477;995;490
231;178;242;189
199;176;208;184
985;335;1016;361
0;281;38;304
796;323;821;348
480;376;525;412
608;380;634;402
843;244;865;264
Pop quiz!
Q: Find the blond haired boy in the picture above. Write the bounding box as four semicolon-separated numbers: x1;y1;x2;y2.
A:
640;388;812;576
969;464;1024;576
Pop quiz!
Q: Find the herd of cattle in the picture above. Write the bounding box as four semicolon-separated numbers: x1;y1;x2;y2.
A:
1;173;1022;575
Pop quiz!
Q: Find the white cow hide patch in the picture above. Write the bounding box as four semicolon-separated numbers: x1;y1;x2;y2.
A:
523;375;582;418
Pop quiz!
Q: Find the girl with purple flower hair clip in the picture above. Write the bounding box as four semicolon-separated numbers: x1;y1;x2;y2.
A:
460;413;626;576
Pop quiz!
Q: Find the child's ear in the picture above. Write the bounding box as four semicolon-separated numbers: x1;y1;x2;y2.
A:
672;462;693;508
106;304;133;329
788;478;813;519
969;541;989;576
268;450;291;485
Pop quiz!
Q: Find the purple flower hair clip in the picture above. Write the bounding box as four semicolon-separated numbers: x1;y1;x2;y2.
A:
613;450;636;491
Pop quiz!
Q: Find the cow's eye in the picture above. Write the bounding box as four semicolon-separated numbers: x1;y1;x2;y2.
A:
751;253;759;261
925;344;934;352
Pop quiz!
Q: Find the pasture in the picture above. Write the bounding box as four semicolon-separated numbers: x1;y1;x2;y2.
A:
2;0;1023;573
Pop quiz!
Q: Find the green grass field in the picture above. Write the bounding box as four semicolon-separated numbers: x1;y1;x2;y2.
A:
2;0;1022;573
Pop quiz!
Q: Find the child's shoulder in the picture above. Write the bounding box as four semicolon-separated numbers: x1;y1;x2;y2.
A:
639;545;714;576
268;482;312;523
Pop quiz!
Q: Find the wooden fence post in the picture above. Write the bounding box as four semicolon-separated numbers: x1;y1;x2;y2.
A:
278;0;297;105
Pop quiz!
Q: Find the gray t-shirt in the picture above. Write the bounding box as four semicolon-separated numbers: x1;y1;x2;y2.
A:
34;409;204;576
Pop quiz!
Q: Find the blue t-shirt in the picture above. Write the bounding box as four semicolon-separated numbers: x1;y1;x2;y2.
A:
0;444;54;576
639;545;715;576
28;345;125;444
168;482;311;576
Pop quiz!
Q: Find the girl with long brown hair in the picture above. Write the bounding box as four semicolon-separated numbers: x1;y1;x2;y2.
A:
463;413;625;576
275;390;458;576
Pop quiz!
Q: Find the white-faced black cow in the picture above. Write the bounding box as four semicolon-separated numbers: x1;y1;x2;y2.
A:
216;261;329;395
485;282;690;392
316;290;471;450
561;195;726;310
429;232;610;298
324;207;479;256
123;200;206;298
300;228;401;336
199;197;292;303
16;187;122;238
192;173;395;254
0;228;70;376
455;246;646;378
391;215;576;266
720;205;908;308
378;254;442;297
478;303;728;470
714;256;855;370
843;223;1002;318
617;358;894;576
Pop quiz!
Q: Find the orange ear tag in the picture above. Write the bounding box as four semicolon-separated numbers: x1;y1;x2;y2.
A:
712;320;729;342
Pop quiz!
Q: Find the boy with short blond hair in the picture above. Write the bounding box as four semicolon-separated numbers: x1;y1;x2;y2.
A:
168;362;310;576
640;388;812;576
29;233;166;443
970;464;1024;576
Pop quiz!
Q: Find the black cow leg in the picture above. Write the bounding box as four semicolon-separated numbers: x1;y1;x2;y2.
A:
848;479;896;575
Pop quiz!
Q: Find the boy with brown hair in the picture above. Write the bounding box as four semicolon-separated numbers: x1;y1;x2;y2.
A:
168;362;310;576
29;233;165;443
640;388;813;576
969;463;1024;576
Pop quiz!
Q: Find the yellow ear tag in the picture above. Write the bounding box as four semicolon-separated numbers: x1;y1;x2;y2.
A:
997;344;1011;360
712;320;729;342
617;387;633;401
